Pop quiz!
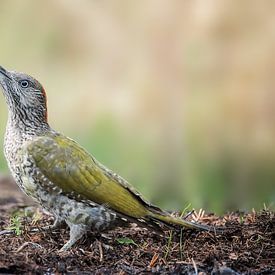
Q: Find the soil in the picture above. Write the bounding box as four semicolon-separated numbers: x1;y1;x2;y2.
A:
0;176;274;274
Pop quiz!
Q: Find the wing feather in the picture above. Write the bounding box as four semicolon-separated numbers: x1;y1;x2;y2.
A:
25;134;161;218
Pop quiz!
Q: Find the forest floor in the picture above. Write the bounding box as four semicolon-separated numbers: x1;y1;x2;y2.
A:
0;176;274;274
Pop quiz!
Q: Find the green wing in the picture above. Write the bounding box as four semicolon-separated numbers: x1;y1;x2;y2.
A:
25;133;159;218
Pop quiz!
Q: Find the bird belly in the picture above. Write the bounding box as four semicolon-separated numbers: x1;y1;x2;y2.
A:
34;187;117;231
17;171;117;231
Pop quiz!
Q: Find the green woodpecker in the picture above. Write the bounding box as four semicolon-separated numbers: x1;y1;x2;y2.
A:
0;66;212;251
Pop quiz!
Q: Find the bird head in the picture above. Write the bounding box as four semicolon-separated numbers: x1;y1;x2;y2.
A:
0;66;48;126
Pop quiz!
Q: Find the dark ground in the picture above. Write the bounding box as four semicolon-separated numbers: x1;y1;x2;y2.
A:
0;176;274;274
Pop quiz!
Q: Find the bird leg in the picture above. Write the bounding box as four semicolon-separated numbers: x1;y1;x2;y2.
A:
59;223;88;252
58;206;117;251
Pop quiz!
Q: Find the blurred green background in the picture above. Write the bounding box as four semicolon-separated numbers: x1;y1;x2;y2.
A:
0;1;274;213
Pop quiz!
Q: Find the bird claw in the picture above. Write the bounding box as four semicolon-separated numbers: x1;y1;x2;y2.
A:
41;218;64;231
58;242;72;252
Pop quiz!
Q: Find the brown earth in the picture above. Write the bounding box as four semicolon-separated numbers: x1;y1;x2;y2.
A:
0;176;274;274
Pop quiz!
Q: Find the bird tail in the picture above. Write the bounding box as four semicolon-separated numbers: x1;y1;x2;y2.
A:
148;210;213;232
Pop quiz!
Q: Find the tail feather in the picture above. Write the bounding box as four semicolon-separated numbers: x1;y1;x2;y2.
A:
149;211;214;232
116;208;217;233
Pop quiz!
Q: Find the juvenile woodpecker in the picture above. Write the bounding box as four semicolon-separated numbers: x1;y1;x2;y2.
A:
0;66;211;251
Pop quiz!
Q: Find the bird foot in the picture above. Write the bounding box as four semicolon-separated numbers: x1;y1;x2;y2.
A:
29;218;64;233
42;218;64;231
59;223;88;252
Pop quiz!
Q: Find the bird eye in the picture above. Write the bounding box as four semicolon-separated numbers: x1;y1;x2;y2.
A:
19;80;29;88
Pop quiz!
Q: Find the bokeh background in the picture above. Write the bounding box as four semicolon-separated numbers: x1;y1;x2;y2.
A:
0;0;274;213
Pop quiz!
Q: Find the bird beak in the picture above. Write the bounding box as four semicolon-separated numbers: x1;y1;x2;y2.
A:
0;66;12;81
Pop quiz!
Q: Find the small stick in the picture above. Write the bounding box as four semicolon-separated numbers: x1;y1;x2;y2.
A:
0;229;13;235
98;241;104;262
15;242;43;253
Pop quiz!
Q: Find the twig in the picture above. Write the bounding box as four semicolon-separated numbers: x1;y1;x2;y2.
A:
164;230;173;260
149;253;159;268
98;241;104;262
0;229;14;235
191;258;198;275
182;210;194;219
15;242;43;253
